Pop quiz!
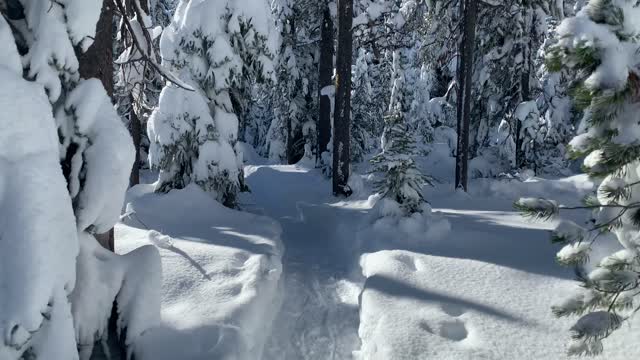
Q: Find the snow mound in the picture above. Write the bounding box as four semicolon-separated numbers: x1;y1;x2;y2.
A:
356;250;640;359
356;250;576;359
360;196;451;249
116;184;283;360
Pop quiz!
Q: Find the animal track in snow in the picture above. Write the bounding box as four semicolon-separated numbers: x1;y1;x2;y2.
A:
438;319;468;342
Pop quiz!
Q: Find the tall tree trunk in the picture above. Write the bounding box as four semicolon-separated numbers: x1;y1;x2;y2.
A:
454;0;477;192
129;95;142;186
77;0;115;251
286;17;297;165
125;0;149;187
332;0;353;196
317;3;334;164
515;11;534;171
78;0;114;98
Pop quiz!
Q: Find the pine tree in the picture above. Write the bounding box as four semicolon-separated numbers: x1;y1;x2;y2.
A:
351;48;377;162
516;1;640;355
370;50;432;215
0;1;160;358
267;0;321;164
148;0;275;207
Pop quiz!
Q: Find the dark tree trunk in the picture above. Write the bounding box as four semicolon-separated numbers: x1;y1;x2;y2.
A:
332;0;353;196
454;0;477;192
317;3;334;164
515;71;529;170
286;17;297;165
125;0;149;187
77;0;114;98
515;12;535;171
129;95;142;187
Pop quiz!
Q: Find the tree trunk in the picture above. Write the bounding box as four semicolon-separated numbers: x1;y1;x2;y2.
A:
125;0;149;187
77;0;114;97
332;0;353;196
317;3;334;164
129;95;141;187
286;17;296;165
454;0;477;192
515;11;534;171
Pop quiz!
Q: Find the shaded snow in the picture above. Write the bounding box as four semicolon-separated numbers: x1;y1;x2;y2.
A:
113;145;640;360
116;184;283;360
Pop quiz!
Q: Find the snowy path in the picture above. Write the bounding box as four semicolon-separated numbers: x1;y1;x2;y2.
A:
241;162;640;359
241;163;585;360
243;164;365;360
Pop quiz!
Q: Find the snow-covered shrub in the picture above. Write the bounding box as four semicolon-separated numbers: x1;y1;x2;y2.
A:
516;1;640;355
148;0;276;207
0;2;161;359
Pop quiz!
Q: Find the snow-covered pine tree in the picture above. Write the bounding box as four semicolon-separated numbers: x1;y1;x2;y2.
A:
351;48;377;162
516;1;640;355
0;1;161;358
513;100;544;172
370;50;432;215
265;0;320;164
533;16;580;175
467;1;548;177
148;0;276;207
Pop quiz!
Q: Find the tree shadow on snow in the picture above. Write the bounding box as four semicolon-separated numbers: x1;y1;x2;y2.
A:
364;274;531;325
358;210;573;280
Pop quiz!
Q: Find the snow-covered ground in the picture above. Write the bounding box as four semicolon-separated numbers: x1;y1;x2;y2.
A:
115;147;640;359
116;183;283;360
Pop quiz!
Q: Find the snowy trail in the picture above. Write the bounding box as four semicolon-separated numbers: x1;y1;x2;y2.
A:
242;163;605;359
243;164;365;360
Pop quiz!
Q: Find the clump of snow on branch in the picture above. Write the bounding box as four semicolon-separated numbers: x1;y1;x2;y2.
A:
0;2;162;358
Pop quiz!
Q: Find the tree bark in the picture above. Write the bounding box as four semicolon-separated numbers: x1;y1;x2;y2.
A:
285;17;296;165
515;11;534;171
129;95;142;187
317;3;334;164
454;0;477;192
77;0;114;97
125;0;149;187
332;0;353;196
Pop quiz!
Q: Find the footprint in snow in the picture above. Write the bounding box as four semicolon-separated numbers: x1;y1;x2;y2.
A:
393;254;418;272
438;319;468;342
440;304;465;317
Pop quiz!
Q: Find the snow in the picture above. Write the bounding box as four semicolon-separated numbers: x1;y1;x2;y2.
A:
71;232;162;359
357;250;574;359
116;183;283;360
0;66;78;360
66;79;136;233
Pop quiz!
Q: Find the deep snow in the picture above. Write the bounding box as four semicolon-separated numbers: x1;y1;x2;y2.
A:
116;145;640;359
116;183;283;360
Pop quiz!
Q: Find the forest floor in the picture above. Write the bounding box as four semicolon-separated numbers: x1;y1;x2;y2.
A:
118;145;640;359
